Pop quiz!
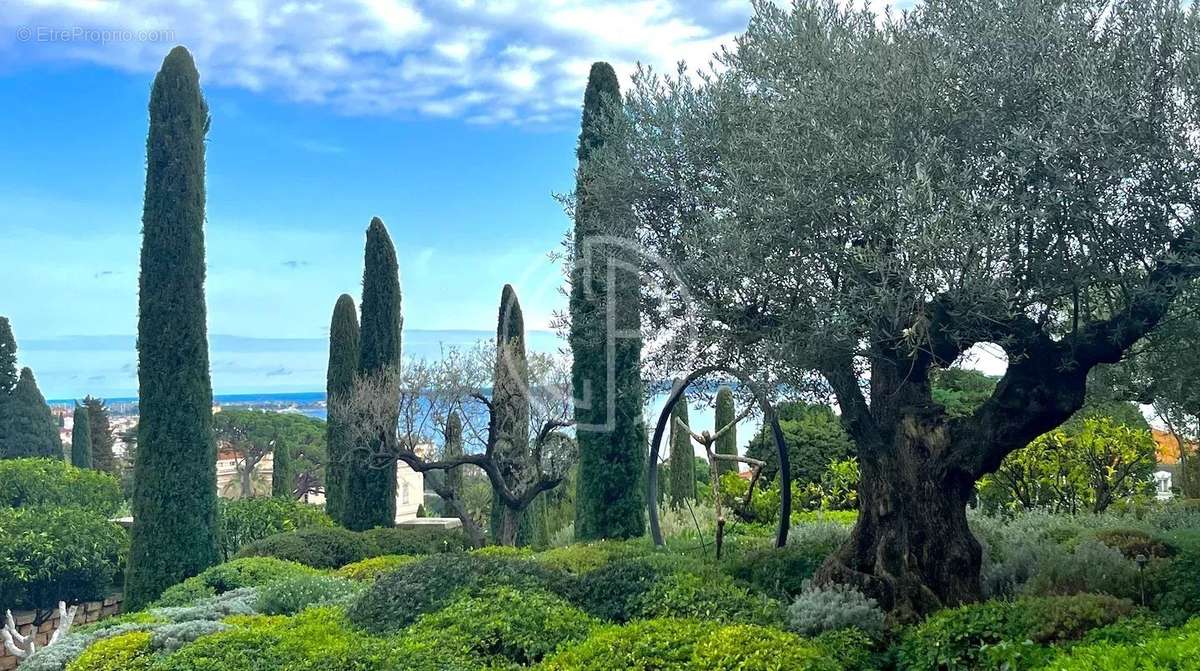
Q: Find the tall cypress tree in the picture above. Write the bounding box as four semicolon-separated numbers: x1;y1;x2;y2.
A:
344;217;401;531
667;399;695;508
126;46;219;610
0;317;17;395
490;284;534;545
272;430;292;499
83;396;117;474
572;62;646;540
71;404;93;469
0;368;62;460
715;386;738;476
444;412;464;500
325;293;360;524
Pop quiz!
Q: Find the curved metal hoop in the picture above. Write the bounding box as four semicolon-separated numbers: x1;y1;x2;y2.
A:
646;365;791;548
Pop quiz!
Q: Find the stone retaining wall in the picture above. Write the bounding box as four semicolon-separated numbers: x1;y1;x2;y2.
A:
0;594;122;669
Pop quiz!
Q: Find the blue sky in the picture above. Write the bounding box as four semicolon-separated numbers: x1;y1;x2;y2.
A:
0;0;756;398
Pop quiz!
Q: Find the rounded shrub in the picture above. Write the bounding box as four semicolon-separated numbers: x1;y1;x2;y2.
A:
65;631;154;671
0;506;128;610
541;618;708;670
1041;619;1200;670
154;557;320;607
335;554;417;582
1153;530;1200;625
470;545;536;559
568;557;671;622
726;544;824;599
786;582;885;639
536;540;652;574
360;525;467;556
234;526;370;569
217;497;332;560
256;574;363;615
404;587;597;666
350;553;573;633
1023;537;1140;600
0;458;123;516
897;594;1136;671
692;624;840;671
633;571;784;626
1091;527;1174;560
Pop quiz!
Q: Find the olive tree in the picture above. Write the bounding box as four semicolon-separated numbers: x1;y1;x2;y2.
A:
583;0;1200;618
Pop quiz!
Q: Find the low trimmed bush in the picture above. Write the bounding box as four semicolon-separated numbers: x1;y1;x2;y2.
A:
1155;530;1200;625
216;497;332;560
335;554;417;582
350;553;573;633
633;571;784;626
404;587;597;666
1091;527;1174;560
234;526;370;569
1023;538;1140;600
897;594;1136;671
256;574;363;615
360;525;467;556
0;506;128;610
0;458;124;516
64;631;153;671
726;544;824;599
568;557;670;622
692;624;840;671
154;557;320;607
540;618;707;670
787;582;886;639
1041;618;1200;669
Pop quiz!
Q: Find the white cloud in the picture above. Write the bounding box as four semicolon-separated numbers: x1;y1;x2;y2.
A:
2;0;754;124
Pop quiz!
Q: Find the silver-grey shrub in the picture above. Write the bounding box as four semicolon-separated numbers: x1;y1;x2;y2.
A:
786;581;886;639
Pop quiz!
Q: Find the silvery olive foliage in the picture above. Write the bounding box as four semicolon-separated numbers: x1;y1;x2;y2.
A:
786;581;886;638
583;0;1200;398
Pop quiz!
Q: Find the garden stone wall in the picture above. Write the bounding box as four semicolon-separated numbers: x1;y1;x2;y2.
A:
0;594;122;669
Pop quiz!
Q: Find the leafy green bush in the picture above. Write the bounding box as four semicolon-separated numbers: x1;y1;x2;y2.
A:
726;544;824;599
234;526;370;569
634;571;784;626
568;557;671;622
255;574;362;615
692;624;839;671
404;587;596;666
360;525;467;556
216;497;332;560
0;506;128;610
812;628;881;671
540;618;707;670
154;557;319;607
1091;527;1174;560
787;582;885;639
64;631;154;671
1041;618;1200;669
897;594;1136;671
335;554;417;582
0;458;123;516
350;553;573;633
1155;530;1200;625
535;540;649;574
151;607;418;671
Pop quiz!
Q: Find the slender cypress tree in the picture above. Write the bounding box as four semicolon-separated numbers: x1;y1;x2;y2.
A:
490;284;534;545
126;46;219;610
667;399;695;508
272;430;293;499
71;404;93;469
344;217;401;531
325;293;360;523
444;412;464;500
715;386;738;476
572;62;647;540
0;317;17;395
83;396;117;474
0;368;62;460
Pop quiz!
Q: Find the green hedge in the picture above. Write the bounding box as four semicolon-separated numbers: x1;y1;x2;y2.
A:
897;594;1137;671
216;498;332;560
233;525;464;569
542;618;845;670
350;554;573;633
154;557;319;607
1041;618;1200;669
403;587;596;667
0;506;128;610
0;458;123;516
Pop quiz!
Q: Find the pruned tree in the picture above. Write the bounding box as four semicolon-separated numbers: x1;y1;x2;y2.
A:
585;0;1200;619
82;396;116;475
334;338;575;547
70;404;92;469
